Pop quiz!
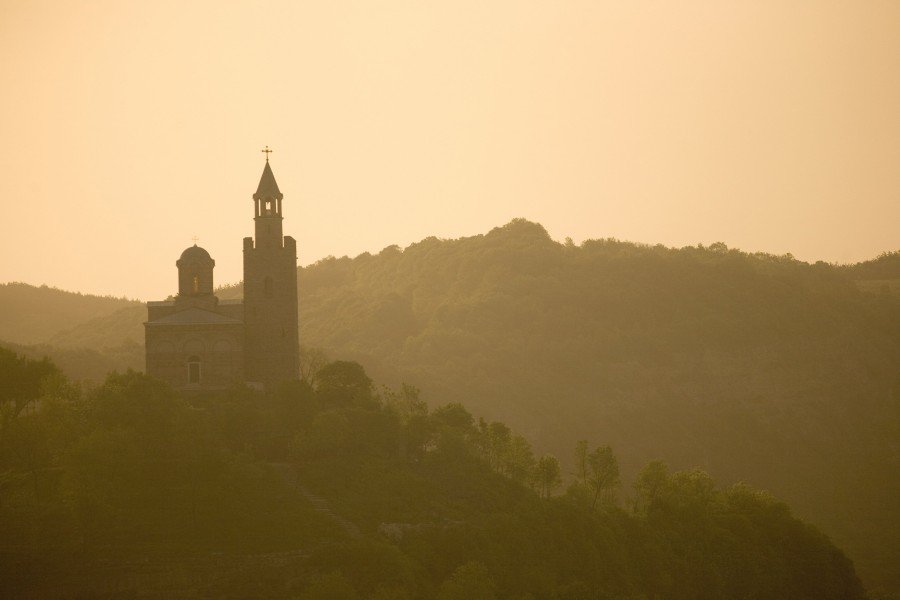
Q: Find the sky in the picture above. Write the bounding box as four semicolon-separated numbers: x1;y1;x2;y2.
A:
1;0;898;300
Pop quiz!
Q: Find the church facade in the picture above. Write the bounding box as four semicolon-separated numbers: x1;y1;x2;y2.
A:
144;158;300;391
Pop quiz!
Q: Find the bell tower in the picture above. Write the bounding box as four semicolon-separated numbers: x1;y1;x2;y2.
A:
243;150;300;387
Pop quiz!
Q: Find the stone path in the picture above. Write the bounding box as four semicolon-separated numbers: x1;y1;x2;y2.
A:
268;462;362;539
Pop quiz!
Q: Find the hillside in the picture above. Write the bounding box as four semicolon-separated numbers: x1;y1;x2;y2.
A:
839;250;900;281
0;283;144;383
0;350;866;598
47;304;146;350
2;221;898;592
840;251;900;296
0;339;142;385
293;221;900;593
0;285;206;382
0;283;138;345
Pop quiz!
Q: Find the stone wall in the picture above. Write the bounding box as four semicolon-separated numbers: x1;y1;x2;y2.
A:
145;322;244;390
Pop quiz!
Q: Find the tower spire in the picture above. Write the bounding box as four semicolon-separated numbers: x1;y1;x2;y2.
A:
253;159;283;201
243;151;300;388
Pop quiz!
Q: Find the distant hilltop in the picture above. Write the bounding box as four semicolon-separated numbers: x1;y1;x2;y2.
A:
1;220;897;366
1;221;899;589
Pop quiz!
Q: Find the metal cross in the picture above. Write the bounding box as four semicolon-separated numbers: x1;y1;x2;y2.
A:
191;236;199;245
262;146;273;161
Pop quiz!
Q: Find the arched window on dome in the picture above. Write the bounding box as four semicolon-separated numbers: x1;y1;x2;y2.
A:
192;275;199;293
187;355;201;384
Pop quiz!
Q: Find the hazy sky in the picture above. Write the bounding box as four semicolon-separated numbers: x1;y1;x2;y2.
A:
1;1;898;299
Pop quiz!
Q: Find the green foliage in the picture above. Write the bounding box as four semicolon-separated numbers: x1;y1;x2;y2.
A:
626;463;865;600
438;561;497;600
282;220;899;592
1;356;341;587
0;338;143;385
838;250;900;280
0;329;875;598
4;224;898;589
0;345;62;431
297;571;360;600
568;442;620;510
0;284;147;383
306;540;418;595
633;459;669;514
317;360;377;408
586;445;620;509
430;402;474;431
535;454;562;499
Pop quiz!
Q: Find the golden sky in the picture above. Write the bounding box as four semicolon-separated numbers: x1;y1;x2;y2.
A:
1;0;898;299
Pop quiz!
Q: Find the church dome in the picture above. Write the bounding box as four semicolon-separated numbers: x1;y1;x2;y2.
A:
179;245;213;263
176;245;215;297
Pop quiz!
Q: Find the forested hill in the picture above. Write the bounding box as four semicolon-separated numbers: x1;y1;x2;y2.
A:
839;248;900;280
0;350;868;598
293;220;900;593
1;221;898;592
0;283;143;382
839;250;900;295
0;283;138;345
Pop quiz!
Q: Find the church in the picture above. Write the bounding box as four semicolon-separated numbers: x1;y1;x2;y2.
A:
144;155;300;391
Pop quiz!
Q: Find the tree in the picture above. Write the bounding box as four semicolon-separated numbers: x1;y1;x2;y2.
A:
315;361;375;408
383;384;431;459
0;347;61;434
300;345;329;386
502;434;535;484
574;439;588;483
633;460;669;514
430;403;474;432
586;445;619;509
382;383;427;423
535;454;562;499
476;420;512;471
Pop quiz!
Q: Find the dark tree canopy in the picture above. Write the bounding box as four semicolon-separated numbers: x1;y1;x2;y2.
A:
0;352;868;599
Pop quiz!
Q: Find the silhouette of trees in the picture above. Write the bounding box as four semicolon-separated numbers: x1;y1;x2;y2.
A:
535;454;562;499
316;360;375;408
0;346;60;432
0;351;869;599
299;345;329;386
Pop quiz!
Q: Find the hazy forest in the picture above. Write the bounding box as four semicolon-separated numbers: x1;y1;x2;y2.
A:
1;219;898;598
